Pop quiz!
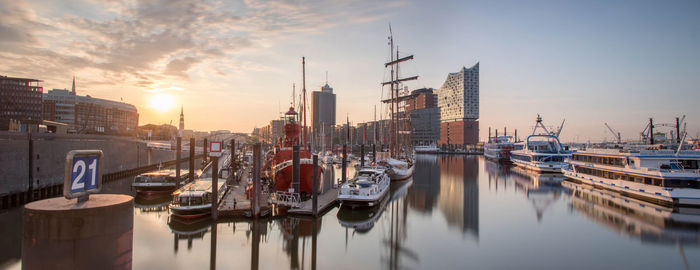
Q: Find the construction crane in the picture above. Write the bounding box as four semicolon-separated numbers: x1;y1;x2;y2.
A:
554;119;565;137
604;123;621;144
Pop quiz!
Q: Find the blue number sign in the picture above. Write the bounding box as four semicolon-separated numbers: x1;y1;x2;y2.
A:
64;150;103;199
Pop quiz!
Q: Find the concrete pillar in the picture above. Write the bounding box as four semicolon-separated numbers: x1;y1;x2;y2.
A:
22;194;133;270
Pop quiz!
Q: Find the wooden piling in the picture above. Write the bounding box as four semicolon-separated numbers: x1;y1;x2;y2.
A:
252;143;261;218
312;154;318;216
176;137;181;188
189;138;195;182
212;155;219;220
373;143;376;163
360;144;365;167
342;144;347;183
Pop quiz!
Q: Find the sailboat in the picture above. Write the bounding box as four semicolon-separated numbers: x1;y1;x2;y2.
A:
379;25;416;181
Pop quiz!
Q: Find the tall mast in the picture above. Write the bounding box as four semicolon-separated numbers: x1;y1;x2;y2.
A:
381;25;418;157
389;25;395;157
302;57;307;146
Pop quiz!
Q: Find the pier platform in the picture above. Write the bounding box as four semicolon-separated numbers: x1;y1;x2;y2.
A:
287;188;339;216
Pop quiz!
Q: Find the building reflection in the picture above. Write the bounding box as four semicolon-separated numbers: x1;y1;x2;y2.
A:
408;154;440;213
436;155;479;239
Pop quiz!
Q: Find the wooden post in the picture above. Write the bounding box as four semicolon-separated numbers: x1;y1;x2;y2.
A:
372;143;376;163
360;144;365;167
211;155;219;220
210;223;217;270
176;136;181;188
253;143;261;218
189;138;195;182
312;154;318;216
292;144;300;193
341;144;347;183
203;138;208;163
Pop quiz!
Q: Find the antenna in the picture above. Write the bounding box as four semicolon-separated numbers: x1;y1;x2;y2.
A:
325;71;328;85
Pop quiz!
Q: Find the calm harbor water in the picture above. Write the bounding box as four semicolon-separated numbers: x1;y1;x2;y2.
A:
3;154;700;269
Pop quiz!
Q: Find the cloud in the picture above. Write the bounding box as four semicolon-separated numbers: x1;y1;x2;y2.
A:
0;0;405;91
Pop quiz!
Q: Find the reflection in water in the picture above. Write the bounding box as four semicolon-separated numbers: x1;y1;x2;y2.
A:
564;180;700;244
484;160;563;222
564;180;700;269
135;195;171;217
337;195;389;233
278;217;321;270
435;155;479;238
169;217;211;252
384;179;419;270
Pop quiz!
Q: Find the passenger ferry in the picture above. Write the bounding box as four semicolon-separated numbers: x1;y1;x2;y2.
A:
169;178;225;219
338;166;391;207
564;148;700;206
484;135;521;163
414;144;439;154
510;115;571;173
132;169;188;196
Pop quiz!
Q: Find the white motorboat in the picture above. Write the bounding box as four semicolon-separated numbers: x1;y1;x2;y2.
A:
382;157;415;181
338;166;391;207
414;144;439;154
132;169;189;196
510;115;572;173
564;147;700;206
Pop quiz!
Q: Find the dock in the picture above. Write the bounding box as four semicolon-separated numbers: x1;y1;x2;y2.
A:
287;188;339;215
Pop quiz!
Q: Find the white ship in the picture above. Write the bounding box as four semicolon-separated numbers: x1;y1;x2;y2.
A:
564;147;700;206
338;166;391;207
510;115;571;173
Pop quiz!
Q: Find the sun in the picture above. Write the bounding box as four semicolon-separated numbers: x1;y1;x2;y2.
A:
148;93;176;113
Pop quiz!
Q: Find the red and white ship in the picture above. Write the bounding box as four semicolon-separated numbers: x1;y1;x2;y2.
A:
262;57;322;196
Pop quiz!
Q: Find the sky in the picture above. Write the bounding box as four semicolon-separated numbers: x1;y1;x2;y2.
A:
1;0;699;142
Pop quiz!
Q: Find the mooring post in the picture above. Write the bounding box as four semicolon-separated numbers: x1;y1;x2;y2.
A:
342;144;347;183
203;138;208;163
189;138;195;182
373;143;376;164
292;144;300;193
253;143;261;218
176;136;181;188
28;132;34;202
210;223;217;270
211;155;219;220
312;154;318;216
360;144;365;167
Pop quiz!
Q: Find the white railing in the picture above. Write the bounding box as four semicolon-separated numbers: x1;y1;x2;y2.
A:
270;191;301;208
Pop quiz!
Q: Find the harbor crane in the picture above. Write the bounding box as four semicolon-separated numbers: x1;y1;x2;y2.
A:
554;119;565;137
604;123;622;144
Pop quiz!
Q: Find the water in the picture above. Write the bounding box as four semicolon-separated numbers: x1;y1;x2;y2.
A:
3;155;700;269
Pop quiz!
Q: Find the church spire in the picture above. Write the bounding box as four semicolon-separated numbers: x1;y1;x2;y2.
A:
179;105;184;136
71;76;76;95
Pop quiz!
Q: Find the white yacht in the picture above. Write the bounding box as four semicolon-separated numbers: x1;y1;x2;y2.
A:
510;115;572;173
338;166;391;207
564;148;700;206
